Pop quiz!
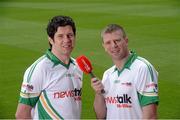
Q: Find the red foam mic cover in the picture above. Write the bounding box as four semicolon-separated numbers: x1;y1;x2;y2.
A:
76;55;93;74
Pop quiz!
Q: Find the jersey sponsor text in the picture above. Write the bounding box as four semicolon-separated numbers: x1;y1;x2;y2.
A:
54;88;82;101
105;94;132;108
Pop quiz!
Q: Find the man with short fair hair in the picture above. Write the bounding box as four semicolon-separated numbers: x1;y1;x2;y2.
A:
91;24;159;119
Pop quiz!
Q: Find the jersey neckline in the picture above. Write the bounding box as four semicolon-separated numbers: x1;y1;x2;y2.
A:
46;49;74;69
114;51;137;76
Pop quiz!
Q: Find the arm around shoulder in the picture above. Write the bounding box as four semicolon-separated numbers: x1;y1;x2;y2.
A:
15;103;32;119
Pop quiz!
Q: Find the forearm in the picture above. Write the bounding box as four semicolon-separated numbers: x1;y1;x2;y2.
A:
94;93;106;119
15;103;32;119
16;113;32;120
142;113;157;119
142;104;157;119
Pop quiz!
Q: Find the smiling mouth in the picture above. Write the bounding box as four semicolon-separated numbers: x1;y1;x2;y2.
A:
111;49;120;53
63;45;72;48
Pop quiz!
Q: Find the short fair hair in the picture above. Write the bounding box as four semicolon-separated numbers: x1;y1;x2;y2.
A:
101;24;126;39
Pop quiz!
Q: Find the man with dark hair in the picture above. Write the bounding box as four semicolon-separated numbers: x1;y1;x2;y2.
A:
91;24;159;119
15;15;83;119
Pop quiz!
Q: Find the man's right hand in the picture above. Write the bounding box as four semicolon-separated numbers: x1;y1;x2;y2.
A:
91;78;105;94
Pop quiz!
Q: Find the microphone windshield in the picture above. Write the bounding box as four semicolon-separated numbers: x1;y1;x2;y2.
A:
76;55;92;74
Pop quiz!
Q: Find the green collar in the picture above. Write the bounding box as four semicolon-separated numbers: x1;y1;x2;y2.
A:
46;49;74;68
114;51;137;76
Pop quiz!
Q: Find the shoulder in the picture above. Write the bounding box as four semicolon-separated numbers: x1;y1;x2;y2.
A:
133;56;156;71
24;55;52;75
22;55;50;90
132;56;158;79
136;56;152;65
103;65;116;76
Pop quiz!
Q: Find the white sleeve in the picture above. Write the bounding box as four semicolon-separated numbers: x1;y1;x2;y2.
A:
19;63;45;107
136;63;158;96
135;62;159;106
21;64;44;94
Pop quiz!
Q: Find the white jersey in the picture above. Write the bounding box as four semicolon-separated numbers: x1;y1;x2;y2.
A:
19;49;83;119
102;51;159;119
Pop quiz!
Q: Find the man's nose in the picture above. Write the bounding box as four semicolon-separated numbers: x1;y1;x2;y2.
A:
112;41;117;47
64;35;71;42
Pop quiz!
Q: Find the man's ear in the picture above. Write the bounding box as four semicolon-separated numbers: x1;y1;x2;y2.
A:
48;37;54;45
125;37;128;44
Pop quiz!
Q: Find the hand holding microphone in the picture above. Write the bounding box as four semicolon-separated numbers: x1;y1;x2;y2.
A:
91;77;105;94
76;55;105;94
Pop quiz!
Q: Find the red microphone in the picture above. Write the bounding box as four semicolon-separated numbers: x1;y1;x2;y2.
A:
76;55;95;78
76;55;105;93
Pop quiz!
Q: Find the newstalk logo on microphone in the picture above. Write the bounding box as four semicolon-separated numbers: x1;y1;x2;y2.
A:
81;59;91;72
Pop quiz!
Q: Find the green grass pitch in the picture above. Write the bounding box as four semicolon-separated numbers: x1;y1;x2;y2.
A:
0;0;180;119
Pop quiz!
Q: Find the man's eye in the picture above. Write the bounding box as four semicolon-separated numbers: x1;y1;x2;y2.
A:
105;41;111;45
58;35;63;38
116;39;121;42
68;34;74;38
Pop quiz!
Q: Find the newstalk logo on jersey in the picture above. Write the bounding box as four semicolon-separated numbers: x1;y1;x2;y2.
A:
105;94;132;108
54;88;82;101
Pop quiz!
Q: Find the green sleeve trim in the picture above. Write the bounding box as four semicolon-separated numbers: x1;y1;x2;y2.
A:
19;96;39;107
138;92;159;106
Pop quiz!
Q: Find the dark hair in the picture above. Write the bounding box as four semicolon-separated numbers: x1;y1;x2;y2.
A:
101;24;126;39
46;15;76;48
